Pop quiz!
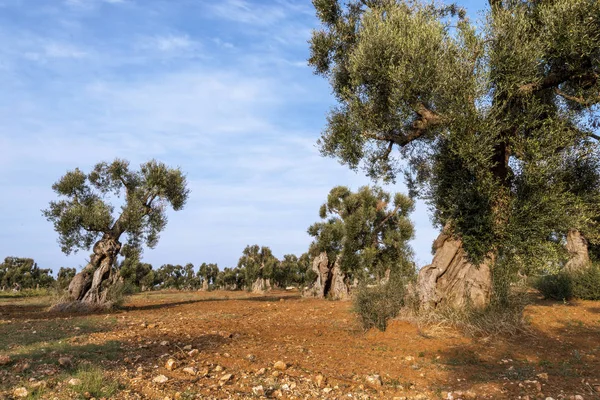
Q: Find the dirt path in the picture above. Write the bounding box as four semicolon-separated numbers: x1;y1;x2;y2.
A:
1;290;599;399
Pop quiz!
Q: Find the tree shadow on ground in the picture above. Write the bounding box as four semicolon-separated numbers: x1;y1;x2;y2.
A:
123;293;302;312
431;302;600;399
0;315;117;351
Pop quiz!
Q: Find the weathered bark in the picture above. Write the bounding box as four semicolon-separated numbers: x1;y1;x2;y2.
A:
202;280;209;291
251;277;271;293
303;252;350;300
565;229;591;272
67;235;121;305
415;230;493;310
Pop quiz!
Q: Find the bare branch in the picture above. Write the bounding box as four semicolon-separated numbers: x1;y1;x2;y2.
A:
517;69;598;97
554;88;600;107
362;102;446;148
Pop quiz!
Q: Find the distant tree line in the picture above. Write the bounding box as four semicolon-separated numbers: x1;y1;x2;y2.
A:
115;249;314;292
0;257;65;291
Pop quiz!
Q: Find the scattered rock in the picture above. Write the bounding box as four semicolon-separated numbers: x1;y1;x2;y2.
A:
537;373;549;382
153;375;169;384
272;370;281;377
315;374;325;387
405;356;414;361
188;349;199;357
30;381;46;389
183;345;192;351
256;368;266;376
13;387;28;398
252;385;264;395
219;373;233;385
366;374;383;386
246;354;256;362
0;355;11;365
165;358;178;371
274;361;287;370
160;341;169;346
58;357;73;368
68;378;82;386
140;322;147;328
323;387;333;393
213;365;224;372
183;367;197;376
13;362;30;372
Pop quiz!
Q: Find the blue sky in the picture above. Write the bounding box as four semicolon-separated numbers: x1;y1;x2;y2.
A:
0;0;487;273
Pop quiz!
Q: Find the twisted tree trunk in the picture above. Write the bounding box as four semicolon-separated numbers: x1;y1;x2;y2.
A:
303;252;350;300
415;229;493;310
565;229;591;272
67;234;122;305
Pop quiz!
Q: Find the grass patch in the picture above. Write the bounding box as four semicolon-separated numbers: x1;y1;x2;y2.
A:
0;288;52;299
70;365;120;399
0;317;116;352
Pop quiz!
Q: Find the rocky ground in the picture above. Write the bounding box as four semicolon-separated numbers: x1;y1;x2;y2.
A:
0;290;599;399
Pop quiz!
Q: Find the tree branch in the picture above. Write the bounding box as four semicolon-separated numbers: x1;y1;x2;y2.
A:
554;88;600;107
518;69;598;97
363;102;446;148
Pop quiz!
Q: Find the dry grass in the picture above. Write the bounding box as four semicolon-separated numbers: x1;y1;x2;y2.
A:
401;291;532;338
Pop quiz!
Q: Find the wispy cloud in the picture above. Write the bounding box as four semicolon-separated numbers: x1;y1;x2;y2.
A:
0;0;440;272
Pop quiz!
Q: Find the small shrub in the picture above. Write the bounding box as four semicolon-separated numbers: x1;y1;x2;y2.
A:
353;277;408;331
407;288;530;337
533;265;600;301
104;280;134;308
533;273;573;301
570;265;600;300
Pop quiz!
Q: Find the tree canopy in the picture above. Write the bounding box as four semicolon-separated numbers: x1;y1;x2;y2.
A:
308;186;415;283
309;0;600;279
43;158;189;256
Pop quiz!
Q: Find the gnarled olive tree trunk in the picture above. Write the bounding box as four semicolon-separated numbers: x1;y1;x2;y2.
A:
251;277;271;294
304;252;350;300
68;234;121;305
415;229;493;310
565;229;591;272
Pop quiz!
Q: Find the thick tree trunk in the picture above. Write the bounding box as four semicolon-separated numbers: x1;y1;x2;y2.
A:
415;229;493;310
251;277;271;293
303;252;350;300
67;235;121;305
565;229;591;272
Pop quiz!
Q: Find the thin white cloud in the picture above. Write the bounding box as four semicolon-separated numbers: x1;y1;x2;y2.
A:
148;34;195;52
0;0;438;273
206;0;289;26
44;43;88;58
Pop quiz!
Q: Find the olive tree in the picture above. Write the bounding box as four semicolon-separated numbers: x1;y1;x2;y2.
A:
43;159;189;306
306;186;415;298
309;0;600;308
237;245;279;293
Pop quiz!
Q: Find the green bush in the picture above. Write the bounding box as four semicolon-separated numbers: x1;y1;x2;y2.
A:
570;265;600;300
103;280;135;308
353;278;408;331
533;273;573;301
534;265;600;301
